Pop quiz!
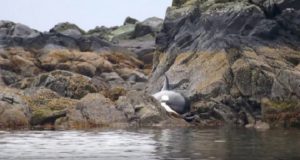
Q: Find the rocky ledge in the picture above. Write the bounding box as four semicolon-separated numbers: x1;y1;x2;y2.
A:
1;0;300;130
148;0;300;128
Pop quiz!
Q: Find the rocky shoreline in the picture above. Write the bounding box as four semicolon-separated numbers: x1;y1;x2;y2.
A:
1;0;300;130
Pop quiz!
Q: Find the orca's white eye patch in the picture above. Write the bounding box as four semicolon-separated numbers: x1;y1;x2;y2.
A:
161;95;169;101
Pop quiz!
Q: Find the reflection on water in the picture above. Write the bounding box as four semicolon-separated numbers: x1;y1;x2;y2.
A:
0;128;300;160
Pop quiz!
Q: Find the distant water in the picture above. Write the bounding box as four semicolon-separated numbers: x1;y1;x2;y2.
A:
0;128;300;160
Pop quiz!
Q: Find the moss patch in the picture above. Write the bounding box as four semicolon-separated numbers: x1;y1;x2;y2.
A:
261;98;300;128
26;92;78;126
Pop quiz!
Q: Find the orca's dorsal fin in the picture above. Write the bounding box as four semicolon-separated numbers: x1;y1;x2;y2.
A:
161;75;170;91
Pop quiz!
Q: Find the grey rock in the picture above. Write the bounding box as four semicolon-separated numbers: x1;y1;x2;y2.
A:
124;17;139;25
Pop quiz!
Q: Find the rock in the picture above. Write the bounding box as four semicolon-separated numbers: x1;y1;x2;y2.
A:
87;26;113;41
254;121;270;131
78;35;112;52
251;0;300;14
277;9;300;38
103;86;127;101
117;34;156;63
50;22;85;39
0;103;29;129
0;21;39;38
13;70;98;99
110;24;135;41
101;72;124;82
76;93;128;127
24;88;78;128
132;17;163;38
116;68;147;82
55;93;129;130
0;48;41;77
0;70;21;85
39;50;113;76
0;86;30;129
261;98;300;128
124;17;139;25
148;0;300;128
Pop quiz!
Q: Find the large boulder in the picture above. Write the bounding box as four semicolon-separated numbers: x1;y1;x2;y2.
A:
55;93;127;130
74;93;127;127
38;49;113;76
0;48;41;77
0;21;39;38
0;87;30;129
24;88;78;129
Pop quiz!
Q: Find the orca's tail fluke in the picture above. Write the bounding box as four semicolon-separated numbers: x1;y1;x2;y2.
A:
161;74;170;91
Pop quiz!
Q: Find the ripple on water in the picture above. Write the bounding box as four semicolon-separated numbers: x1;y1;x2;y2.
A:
0;128;300;160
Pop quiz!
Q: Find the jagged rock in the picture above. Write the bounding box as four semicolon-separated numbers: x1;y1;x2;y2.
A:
148;0;300;127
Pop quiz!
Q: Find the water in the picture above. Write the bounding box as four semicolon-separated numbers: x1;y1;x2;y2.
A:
0;128;300;160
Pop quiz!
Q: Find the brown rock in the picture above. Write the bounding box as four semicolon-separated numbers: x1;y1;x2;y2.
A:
13;70;98;99
261;98;300;128
76;93;128;128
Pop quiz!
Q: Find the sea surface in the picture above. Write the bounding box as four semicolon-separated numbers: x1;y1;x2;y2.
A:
0;127;299;160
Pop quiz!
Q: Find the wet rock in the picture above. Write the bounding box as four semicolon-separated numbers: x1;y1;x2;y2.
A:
261;98;300;128
246;121;270;131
